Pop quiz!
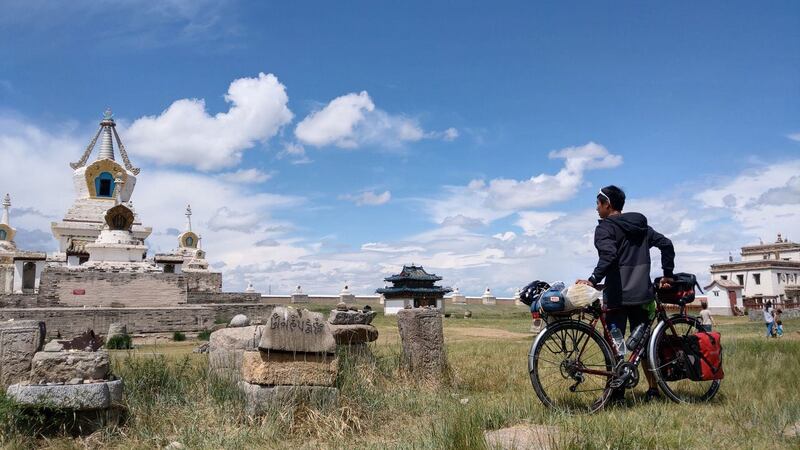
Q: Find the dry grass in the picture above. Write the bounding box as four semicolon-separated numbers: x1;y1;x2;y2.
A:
1;304;798;449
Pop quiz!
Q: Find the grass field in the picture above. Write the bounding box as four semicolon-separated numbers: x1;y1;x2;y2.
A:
1;304;799;449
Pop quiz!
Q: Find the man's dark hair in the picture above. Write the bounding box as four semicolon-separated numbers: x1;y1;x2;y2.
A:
598;185;626;211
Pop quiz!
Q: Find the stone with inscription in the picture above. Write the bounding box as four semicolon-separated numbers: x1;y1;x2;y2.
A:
0;320;45;388
397;308;448;380
238;381;338;417
30;350;110;383
240;350;337;386
329;324;379;345
258;307;336;354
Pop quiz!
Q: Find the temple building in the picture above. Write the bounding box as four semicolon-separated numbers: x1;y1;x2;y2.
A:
0;194;47;294
1;110;222;305
709;234;800;309
51;110;151;267
377;264;452;315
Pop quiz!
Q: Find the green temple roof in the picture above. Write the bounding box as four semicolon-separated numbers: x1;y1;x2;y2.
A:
384;264;442;282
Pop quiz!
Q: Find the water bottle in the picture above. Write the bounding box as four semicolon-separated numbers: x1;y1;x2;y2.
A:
626;324;646;351
610;324;627;357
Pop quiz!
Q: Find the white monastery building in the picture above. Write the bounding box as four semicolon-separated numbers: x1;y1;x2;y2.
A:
709;234;800;310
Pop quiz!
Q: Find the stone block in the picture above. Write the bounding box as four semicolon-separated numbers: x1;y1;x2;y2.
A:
396;308;448;379
0;320;45;388
229;314;250;327
43;340;65;352
107;322;127;338
258;307;335;354
6;379;124;411
328;309;376;325
30;350;110;383
329;324;378;345
238;381;338;417
241;350;337;386
208;325;263;380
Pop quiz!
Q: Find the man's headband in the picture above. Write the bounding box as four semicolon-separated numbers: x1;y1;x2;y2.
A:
598;189;611;203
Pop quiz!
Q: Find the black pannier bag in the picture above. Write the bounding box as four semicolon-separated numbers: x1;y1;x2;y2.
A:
657;335;690;381
519;280;550;307
654;272;703;305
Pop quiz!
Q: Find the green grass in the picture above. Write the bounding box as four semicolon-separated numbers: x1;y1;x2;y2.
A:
3;304;799;449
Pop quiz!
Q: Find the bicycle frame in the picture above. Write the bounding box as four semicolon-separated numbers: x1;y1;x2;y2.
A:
562;300;692;379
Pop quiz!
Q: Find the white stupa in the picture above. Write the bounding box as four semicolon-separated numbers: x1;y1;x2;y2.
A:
52;110;151;266
481;287;496;305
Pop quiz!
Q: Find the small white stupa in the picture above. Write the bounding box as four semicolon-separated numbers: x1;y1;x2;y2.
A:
291;284;309;303
339;283;356;303
245;281;256;293
481;287;496;305
84;178;149;267
450;287;467;304
513;288;522;306
0;194;18;254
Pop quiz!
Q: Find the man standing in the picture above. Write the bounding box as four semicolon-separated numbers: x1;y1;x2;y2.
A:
576;185;675;402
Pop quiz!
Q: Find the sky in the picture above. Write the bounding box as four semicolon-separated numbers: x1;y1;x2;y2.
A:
1;0;798;295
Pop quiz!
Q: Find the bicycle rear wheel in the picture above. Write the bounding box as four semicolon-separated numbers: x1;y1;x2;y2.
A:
528;319;615;413
648;315;721;403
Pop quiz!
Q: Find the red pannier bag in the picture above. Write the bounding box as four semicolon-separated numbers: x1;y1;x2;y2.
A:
684;331;724;381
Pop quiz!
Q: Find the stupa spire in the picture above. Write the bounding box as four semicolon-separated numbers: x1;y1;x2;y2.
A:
97;109;115;160
1;193;10;225
70;109;140;175
185;205;193;232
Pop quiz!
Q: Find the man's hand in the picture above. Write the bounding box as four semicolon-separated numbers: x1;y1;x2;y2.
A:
658;277;674;289
575;279;593;286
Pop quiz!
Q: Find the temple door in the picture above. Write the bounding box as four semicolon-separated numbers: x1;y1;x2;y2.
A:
728;290;737;315
22;262;36;292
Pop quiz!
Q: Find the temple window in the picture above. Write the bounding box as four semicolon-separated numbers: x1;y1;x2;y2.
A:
95;172;115;198
753;274;761;285
721;275;728;280
164;264;175;273
185;236;194;247
0;229;6;240
736;274;744;285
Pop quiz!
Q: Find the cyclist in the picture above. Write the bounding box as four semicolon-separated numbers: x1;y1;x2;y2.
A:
576;185;675;403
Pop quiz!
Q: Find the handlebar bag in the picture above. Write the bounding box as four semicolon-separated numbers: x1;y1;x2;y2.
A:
655;272;702;305
684;331;724;381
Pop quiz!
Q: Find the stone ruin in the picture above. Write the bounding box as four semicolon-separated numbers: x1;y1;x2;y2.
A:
1;320;124;432
396;307;448;383
328;302;378;349
208;306;341;416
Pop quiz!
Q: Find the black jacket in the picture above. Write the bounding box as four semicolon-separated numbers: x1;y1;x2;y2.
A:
588;212;675;306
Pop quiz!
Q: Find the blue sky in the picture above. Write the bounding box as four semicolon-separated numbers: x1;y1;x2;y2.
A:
1;1;799;294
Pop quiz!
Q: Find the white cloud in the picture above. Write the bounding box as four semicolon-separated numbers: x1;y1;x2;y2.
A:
492;231;517;242
429;142;622;224
295;91;456;149
126;72;293;171
788;133;800;142
515;211;565;237
277;142;312;164
216;168;273;184
341;190;391;206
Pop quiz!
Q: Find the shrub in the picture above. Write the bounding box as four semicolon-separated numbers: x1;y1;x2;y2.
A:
172;331;186;342
105;334;133;350
197;329;212;341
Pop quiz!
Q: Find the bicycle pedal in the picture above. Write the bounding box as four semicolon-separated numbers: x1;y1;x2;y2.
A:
609;379;624;389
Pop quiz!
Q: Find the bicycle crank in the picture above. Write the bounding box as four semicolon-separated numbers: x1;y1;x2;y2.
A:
610;362;639;389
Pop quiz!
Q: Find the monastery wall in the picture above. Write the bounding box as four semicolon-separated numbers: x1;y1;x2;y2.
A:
183;271;222;293
186;292;261;304
0;303;275;337
0;294;38;308
38;268;188;307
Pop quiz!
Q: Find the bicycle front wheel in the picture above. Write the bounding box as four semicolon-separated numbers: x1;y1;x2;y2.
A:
528;319;615;413
648;315;721;403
